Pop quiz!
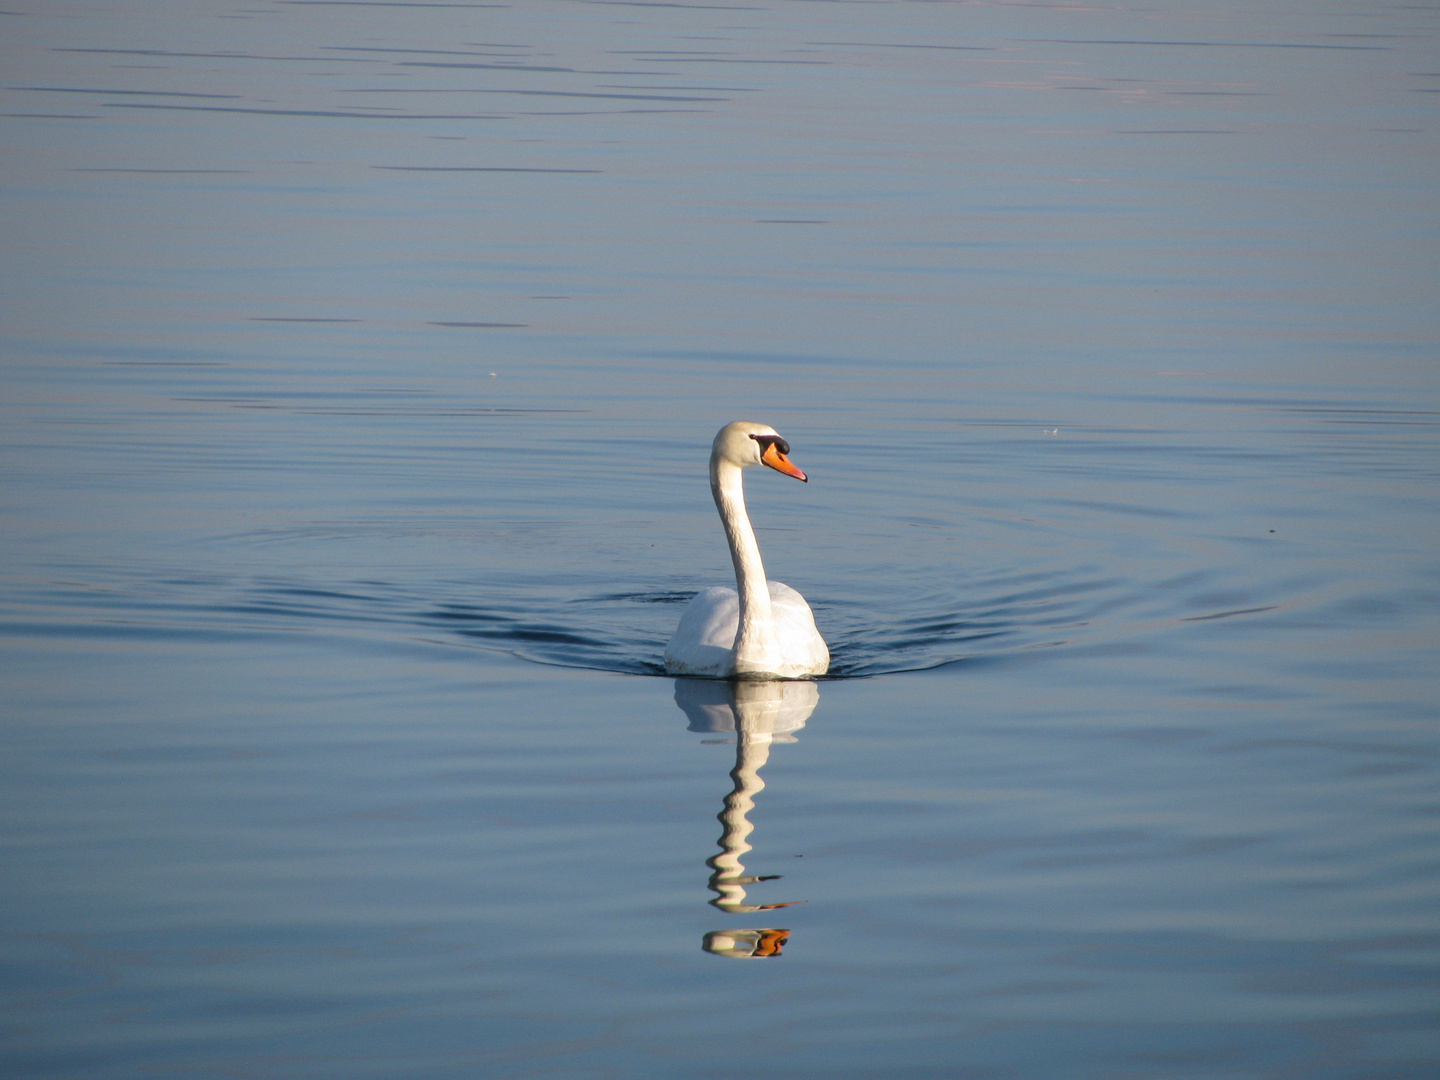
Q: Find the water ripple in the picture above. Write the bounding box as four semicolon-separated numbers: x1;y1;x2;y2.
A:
2;568;1151;679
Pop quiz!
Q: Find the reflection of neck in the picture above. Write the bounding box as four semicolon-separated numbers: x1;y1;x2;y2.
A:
706;731;793;913
711;456;777;673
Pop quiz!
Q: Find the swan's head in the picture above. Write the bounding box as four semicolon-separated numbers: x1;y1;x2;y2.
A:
712;421;808;482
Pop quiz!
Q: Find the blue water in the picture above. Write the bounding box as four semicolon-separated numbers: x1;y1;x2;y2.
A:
2;1;1438;1076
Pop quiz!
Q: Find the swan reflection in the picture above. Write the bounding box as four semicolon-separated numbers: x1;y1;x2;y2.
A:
673;678;819;958
701;928;791;959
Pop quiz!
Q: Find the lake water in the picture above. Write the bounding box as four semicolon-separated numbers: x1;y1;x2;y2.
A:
3;0;1439;1076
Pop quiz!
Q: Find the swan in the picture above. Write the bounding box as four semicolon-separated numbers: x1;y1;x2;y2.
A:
664;421;829;679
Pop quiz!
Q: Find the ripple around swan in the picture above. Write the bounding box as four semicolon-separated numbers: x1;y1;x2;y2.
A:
417;572;1126;678
3;570;1134;679
423;595;673;676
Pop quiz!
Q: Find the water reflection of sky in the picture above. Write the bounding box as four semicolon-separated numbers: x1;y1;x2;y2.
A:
1;0;1438;1076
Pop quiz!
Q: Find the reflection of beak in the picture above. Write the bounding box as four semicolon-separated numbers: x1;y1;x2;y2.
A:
761;442;808;482
752;928;790;957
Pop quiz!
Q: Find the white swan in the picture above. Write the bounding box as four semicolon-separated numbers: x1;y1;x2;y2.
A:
664;421;829;679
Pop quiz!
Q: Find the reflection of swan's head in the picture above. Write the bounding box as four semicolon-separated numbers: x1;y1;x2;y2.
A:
674;678;820;739
712;421;807;482
702;928;791;959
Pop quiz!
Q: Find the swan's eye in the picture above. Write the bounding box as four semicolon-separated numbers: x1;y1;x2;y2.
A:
750;434;790;456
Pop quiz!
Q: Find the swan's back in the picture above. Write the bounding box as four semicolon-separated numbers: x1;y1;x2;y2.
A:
766;581;829;675
665;582;828;679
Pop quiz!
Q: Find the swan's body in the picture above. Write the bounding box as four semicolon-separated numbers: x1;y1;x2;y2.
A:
664;422;829;680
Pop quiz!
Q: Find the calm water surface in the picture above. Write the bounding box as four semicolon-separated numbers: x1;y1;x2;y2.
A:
2;1;1439;1077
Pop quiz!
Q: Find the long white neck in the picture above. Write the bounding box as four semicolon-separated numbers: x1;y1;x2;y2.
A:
711;455;779;675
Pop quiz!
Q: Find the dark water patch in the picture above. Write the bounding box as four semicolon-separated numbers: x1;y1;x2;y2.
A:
322;48;531;57
0;622;302;646
101;746;274;763
170;391;581;417
1025;38;1393;52
1180;605;1281;623
283;2;508;6
376;166;601;173
9;87;242;98
218;405;575;417
586;591;694;604
807;42;993;52
632;58;831;66
1281;407;1440;423
1054;498;1192;519
593;3;766;9
629;346;863;371
107;105;507;120
258;585;383;603
1214;739;1438;761
397;61;579;72
348;88;729;102
74;168;251;174
1115;129;1238;136
514;108;709;116
596;84;762;90
54;48;386;62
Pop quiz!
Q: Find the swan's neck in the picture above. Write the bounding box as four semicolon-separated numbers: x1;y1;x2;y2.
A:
711;457;778;674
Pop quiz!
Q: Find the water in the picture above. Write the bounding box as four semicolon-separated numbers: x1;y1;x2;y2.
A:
2;1;1438;1076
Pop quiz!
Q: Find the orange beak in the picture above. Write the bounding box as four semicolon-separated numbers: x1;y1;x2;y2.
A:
760;441;808;482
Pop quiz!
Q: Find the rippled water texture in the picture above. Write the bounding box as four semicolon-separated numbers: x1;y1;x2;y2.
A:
2;1;1439;1077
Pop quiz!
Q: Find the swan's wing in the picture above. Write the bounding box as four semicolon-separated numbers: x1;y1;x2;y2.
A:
767;581;830;676
664;586;738;677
